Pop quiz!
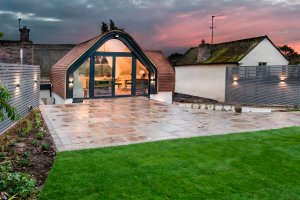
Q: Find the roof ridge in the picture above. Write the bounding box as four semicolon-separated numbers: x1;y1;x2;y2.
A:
190;35;268;49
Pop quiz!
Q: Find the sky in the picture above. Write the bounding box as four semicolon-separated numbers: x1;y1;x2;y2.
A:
0;0;300;55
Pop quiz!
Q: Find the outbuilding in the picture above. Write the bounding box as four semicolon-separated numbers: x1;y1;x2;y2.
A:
174;36;289;102
50;30;175;104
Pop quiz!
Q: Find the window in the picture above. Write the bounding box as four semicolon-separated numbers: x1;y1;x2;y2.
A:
97;39;131;53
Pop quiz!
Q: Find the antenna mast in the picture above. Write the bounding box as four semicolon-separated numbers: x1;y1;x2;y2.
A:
18;18;21;30
210;14;223;44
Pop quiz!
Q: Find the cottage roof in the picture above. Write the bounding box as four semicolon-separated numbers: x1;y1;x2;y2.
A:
175;36;277;66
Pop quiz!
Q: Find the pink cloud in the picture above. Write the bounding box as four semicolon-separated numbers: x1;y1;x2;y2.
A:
139;6;300;54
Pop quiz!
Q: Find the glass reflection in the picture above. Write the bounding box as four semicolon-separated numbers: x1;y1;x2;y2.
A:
136;60;149;95
73;59;90;98
97;39;131;53
94;56;113;96
115;57;132;96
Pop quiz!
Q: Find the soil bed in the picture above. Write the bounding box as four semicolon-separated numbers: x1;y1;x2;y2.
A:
0;109;56;187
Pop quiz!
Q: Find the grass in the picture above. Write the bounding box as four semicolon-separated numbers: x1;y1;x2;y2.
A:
40;127;300;200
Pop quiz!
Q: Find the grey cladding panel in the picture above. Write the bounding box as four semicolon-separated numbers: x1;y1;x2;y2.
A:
0;63;40;134
225;65;300;106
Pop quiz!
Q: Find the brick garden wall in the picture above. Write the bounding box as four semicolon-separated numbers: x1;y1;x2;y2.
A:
0;41;33;65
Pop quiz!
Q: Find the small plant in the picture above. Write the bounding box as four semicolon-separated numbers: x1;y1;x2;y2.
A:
212;104;216;111
37;128;44;140
31;140;39;147
23;151;30;158
2;135;9;141
21;119;32;135
204;104;208;110
35;117;42;128
0;152;5;161
235;104;242;113
20;158;30;167
7;139;16;147
41;142;49;151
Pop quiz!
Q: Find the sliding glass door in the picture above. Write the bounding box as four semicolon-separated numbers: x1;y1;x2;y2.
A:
94;56;113;97
115;57;132;96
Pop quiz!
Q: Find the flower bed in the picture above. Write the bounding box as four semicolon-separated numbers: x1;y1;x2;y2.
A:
0;109;56;199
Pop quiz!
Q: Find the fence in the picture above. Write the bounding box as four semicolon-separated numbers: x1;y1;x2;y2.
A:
0;63;40;134
225;65;300;106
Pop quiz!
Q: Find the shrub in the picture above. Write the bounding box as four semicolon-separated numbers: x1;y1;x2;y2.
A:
19;119;32;137
235;104;242;113
0;84;19;122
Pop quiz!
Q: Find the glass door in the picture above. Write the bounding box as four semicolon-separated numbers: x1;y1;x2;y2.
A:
94;56;113;97
114;57;133;96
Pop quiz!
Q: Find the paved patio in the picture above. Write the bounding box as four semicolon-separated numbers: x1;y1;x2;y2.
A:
40;97;300;151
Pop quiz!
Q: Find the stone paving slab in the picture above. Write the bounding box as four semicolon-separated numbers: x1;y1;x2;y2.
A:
40;97;300;151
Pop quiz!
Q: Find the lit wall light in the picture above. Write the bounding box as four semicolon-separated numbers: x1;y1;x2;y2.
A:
233;77;238;85
69;79;73;86
150;75;155;81
115;33;119;38
279;74;287;81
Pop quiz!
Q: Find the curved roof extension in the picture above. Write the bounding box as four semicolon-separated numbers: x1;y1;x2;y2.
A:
51;30;174;98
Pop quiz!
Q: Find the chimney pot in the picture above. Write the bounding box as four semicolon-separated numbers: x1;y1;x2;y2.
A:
19;26;30;42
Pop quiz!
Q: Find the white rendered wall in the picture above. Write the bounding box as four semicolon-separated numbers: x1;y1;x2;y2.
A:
239;38;289;66
40;90;53;105
175;65;230;102
150;92;173;104
52;92;73;105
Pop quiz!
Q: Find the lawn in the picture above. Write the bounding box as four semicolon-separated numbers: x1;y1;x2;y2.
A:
40;127;300;200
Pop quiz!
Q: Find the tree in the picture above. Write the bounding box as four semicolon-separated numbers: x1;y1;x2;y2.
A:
168;53;183;66
278;45;300;65
0;84;19;121
101;22;109;34
109;19;118;30
0;32;4;38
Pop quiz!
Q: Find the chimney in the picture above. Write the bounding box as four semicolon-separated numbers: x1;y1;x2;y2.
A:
19;26;30;42
197;39;211;63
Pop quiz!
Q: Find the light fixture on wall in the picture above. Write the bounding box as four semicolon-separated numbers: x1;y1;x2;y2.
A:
115;33;119;38
150;75;155;81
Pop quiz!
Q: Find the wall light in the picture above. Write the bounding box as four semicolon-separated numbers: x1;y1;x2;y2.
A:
115;33;120;38
150;75;155;81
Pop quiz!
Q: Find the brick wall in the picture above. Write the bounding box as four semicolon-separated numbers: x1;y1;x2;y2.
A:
33;44;75;78
0;41;33;65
